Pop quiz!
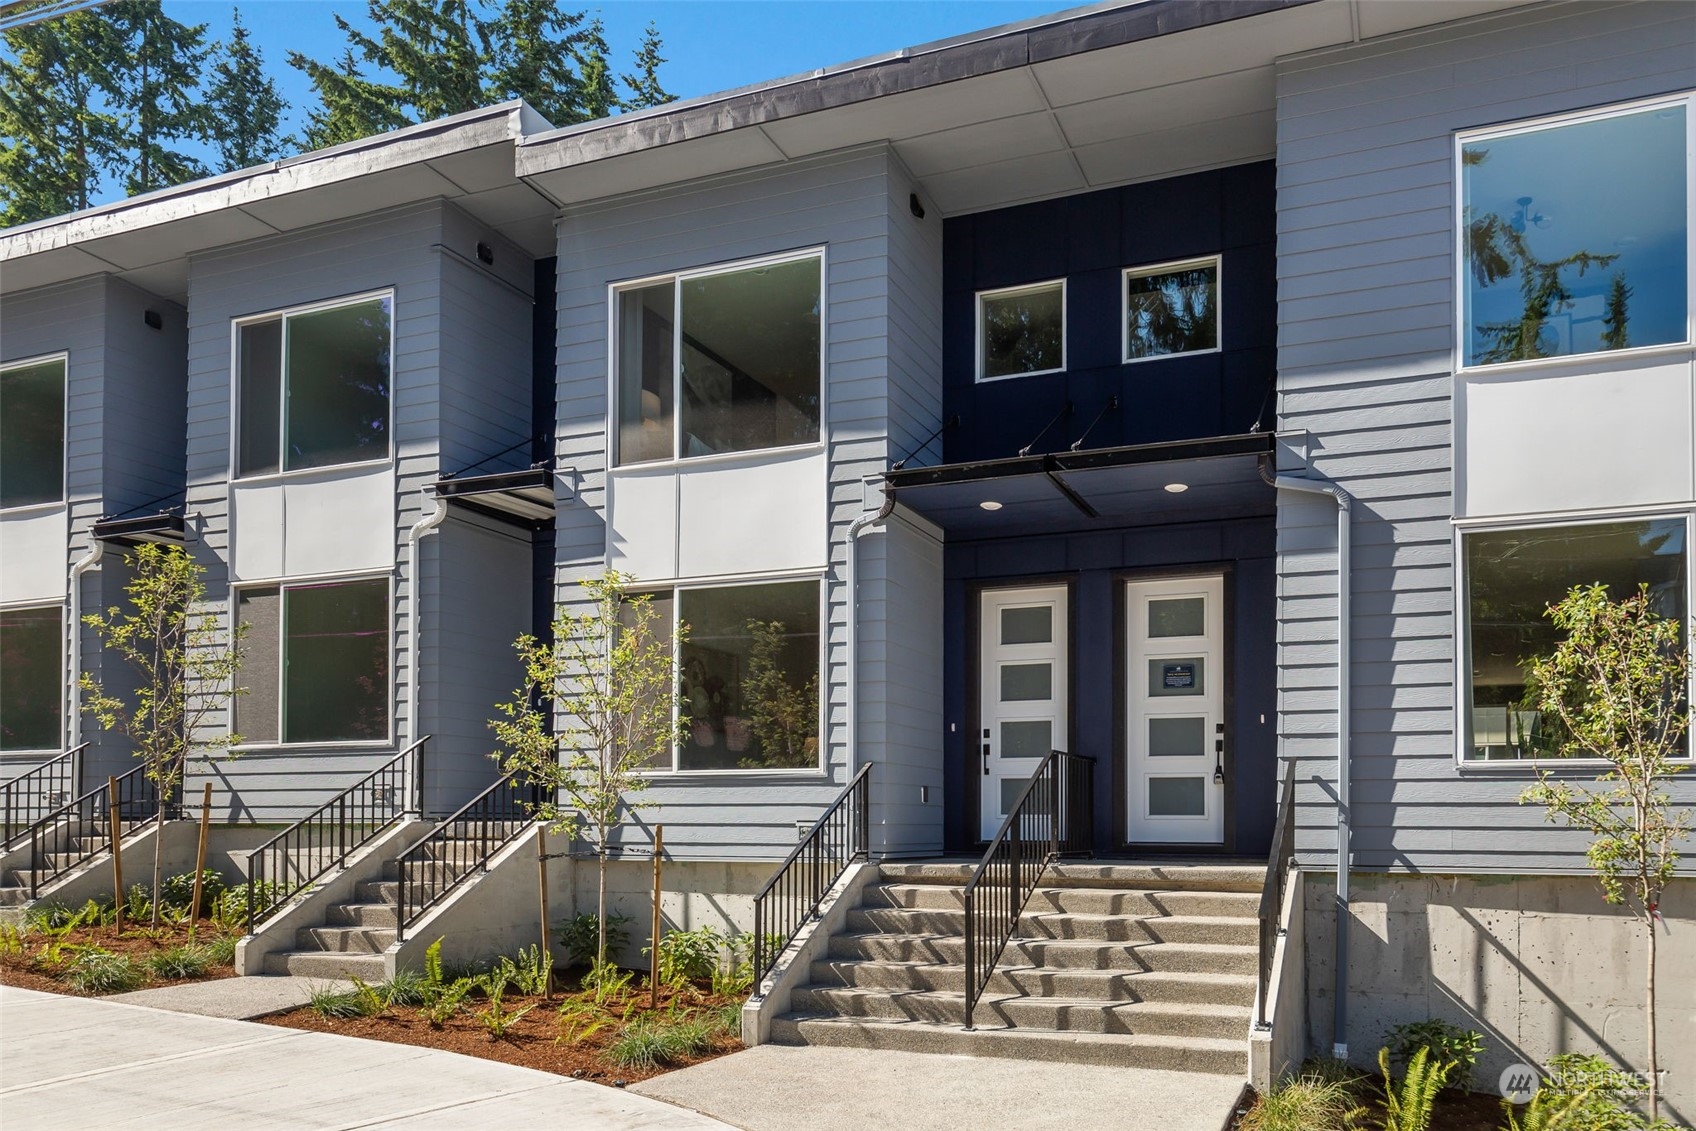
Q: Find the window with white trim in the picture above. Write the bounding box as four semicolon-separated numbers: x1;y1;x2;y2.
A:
1123;257;1220;362
236;294;393;476
1460;96;1691;368
0;605;62;751
1462;516;1689;761
615;253;822;465
235;578;391;744
977;280;1064;381
638;579;821;771
1;356;65;509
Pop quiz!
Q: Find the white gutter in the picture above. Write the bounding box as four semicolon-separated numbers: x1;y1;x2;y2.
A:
67;539;104;752
1264;461;1353;1060
405;485;449;801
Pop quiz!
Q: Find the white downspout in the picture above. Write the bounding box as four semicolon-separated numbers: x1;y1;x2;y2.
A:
68;539;104;758
843;482;894;852
1265;462;1353;1060
405;485;449;809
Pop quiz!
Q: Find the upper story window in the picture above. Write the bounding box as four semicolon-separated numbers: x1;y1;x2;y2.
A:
235;577;391;745
1460;96;1691;368
1123;257;1221;362
1;355;66;509
236;293;393;477
977;280;1065;381
1;605;62;751
1462;516;1690;761
615;252;822;466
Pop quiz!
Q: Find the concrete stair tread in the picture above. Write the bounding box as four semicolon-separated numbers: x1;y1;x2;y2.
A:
796;983;1246;1014
817;957;1255;986
875;861;1266;892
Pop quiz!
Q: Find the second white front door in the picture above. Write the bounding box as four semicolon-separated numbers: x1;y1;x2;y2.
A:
1126;575;1225;845
978;585;1068;841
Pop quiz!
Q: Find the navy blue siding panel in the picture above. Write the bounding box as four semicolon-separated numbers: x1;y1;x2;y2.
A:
941;163;1278;464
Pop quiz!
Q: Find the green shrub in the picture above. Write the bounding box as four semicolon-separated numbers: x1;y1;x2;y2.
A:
380;969;430;1007
215;880;280;927
157;870;227;916
146;944;212;980
64;947;147;994
417;977;476;1027
0;922;31;960
1537;1055;1681;1131
27;899;112;933
308;978;387;1018
1385;1018;1485;1089
1244;1067;1364;1131
606;1015;714;1069
554;913;631;968
203;933;238;966
647;925;723;987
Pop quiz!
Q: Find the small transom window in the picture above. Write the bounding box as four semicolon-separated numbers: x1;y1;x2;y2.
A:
977;280;1065;381
1123;257;1220;362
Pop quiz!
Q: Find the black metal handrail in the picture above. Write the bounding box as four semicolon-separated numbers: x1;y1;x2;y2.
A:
28;761;162;898
961;750;1094;1030
2;744;85;852
752;763;872;984
1256;758;1299;1029
245;737;427;933
392;768;544;941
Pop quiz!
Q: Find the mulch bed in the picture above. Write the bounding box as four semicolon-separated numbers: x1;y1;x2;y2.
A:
261;981;743;1086
0;919;238;995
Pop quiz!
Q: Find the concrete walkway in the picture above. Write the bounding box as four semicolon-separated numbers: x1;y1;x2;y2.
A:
111;974;344;1019
0;987;734;1130
633;1044;1246;1131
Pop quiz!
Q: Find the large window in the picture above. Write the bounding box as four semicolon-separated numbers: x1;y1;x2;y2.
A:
1463;517;1688;761
1;605;62;751
615;253;822;465
1460;97;1690;368
1123;257;1220;362
236;578;390;745
977;280;1065;381
237;294;393;476
1;356;66;509
637;579;821;772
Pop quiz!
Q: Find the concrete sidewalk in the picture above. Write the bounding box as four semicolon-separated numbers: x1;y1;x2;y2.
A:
633;1043;1246;1131
111;974;344;1019
0;987;734;1130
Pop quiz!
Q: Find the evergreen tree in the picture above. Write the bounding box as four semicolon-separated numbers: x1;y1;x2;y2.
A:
289;46;408;151
1602;272;1633;353
621;21;674;111
206;9;286;172
105;0;213;195
574;15;618;121
0;7;121;222
484;0;588;126
339;0;486;123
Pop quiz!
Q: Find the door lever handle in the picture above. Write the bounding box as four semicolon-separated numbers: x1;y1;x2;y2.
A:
982;743;991;775
1214;736;1226;785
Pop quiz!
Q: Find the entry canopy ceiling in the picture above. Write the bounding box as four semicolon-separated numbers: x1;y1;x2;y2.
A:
884;433;1276;538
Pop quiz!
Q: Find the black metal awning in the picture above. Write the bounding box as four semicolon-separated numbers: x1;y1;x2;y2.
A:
881;432;1276;538
90;509;187;545
434;465;556;525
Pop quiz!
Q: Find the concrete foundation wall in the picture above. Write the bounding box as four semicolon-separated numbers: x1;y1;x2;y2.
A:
1303;872;1695;1122
570;858;771;969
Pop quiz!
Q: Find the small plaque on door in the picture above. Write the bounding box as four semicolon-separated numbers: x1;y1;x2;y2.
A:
1163;663;1195;689
1148;658;1204;697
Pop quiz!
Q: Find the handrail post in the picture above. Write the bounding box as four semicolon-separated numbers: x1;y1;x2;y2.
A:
962;887;976;1031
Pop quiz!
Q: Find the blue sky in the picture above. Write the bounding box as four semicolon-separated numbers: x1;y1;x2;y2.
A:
163;1;1080;137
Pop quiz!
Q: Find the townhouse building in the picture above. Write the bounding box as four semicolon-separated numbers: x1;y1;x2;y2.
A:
1;0;1691;1113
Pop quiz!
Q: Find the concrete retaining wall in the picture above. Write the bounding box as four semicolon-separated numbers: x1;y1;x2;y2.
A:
1303;872;1695;1122
1249;868;1307;1092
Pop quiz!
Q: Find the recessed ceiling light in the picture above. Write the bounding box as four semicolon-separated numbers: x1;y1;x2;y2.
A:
1164;483;1189;494
979;500;1003;511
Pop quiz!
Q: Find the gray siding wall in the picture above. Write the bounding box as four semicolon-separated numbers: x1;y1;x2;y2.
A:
1274;1;1696;873
553;145;946;860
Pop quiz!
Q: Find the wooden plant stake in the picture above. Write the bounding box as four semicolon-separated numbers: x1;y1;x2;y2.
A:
108;776;124;935
536;826;551;1001
650;825;664;1009
189;782;213;941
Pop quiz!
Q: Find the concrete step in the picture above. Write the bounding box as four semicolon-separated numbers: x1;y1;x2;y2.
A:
356;879;401;905
0;887;28;906
862;882;1259;919
295;923;396;954
770;1014;1248;1075
263;949;387;979
828;932;1256;975
325;901;398;929
788;984;1246;1039
809;959;1255;1007
875;861;1266;893
844;906;1258;946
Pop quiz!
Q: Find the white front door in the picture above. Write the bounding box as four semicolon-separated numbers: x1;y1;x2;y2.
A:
1126;575;1225;845
978;585;1068;841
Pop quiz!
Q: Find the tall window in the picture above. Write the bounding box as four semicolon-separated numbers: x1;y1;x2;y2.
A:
615;253;822;465
1123;257;1220;362
0;605;62;750
977;280;1065;381
1;356;66;509
237;294;393;475
1463;517;1689;761
236;578;390;744
1460;98;1690;367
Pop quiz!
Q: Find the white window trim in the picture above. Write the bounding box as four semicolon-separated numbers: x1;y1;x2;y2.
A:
630;568;829;777
0;599;66;755
975;278;1067;383
229;288;398;483
607;247;828;470
228;570;397;752
1120;255;1224;365
1453;91;1696;375
1452;509;1695;770
0;351;69;514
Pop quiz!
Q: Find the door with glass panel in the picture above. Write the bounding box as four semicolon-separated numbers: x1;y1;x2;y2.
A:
978;586;1068;841
1126;575;1224;844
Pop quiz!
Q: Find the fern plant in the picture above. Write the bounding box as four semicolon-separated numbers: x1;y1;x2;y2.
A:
1378;1046;1451;1131
510;943;553;995
477;985;537;1039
